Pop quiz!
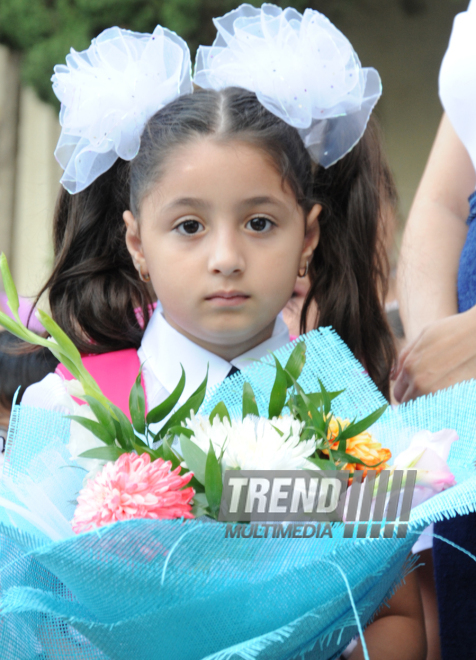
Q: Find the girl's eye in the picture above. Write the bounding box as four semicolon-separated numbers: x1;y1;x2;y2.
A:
246;217;274;233
176;220;204;235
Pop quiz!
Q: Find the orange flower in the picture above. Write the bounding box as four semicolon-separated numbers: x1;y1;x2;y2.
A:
323;416;391;478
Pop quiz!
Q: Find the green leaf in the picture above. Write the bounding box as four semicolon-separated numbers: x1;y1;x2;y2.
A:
129;369;146;435
205;441;223;517
180;434;207;485
66;415;114;446
210;401;231;424
162;436;181;470
329;448;387;469
283;341;307;387
0;253;20;320
306;390;344;408
242;382;259;419
317;379;331;415
336;405;388;443
293;387;327;439
109;404;135;449
78;446;124;461
146;366;185;424
268;356;288;419
82;395;117;440
0;310;29;340
191;492;209;517
158;369;208;439
307;455;338;470
36;309;82;368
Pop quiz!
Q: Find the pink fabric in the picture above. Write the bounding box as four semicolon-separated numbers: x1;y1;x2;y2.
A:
0;293;44;334
56;348;147;421
289;335;298;342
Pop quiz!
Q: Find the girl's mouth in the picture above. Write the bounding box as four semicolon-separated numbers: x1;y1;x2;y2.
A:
205;291;250;307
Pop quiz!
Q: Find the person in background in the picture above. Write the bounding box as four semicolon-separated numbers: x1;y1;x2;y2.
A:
0;331;58;465
395;3;476;659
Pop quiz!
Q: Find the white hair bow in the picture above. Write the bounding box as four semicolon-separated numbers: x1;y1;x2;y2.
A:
52;26;192;194
194;3;381;166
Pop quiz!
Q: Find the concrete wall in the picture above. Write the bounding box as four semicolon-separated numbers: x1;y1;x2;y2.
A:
0;0;469;297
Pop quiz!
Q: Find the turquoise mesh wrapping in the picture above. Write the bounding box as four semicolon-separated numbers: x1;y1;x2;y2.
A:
0;329;475;660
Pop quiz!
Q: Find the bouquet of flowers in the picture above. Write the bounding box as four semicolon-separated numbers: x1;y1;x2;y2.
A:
1;252;476;660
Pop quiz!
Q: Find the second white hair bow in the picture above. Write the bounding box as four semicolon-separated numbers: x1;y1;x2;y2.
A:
52;26;192;194
194;3;381;167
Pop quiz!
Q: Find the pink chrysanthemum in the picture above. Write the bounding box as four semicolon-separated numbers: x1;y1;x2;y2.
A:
72;453;194;534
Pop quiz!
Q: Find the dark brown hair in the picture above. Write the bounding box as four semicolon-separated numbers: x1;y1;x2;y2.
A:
37;87;396;398
0;331;58;409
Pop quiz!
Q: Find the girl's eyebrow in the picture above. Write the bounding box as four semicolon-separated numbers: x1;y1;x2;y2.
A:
163;197;211;211
241;196;283;207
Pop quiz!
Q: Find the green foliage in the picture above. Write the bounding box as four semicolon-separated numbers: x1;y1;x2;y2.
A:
0;0;357;106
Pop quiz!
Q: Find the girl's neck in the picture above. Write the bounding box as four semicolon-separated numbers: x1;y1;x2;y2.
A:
162;313;277;361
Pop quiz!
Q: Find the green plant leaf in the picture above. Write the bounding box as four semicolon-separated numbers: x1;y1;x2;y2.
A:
242;382;259;419
268;356;288;418
283;341;307;387
78;446;124;462
109;404;135;449
205;441;223;517
36;309;83;368
66;415;114;446
146;366;185;424
0;311;29;340
306;390;344;408
180;434;207;485
157;368;208;439
129;369;146;435
307;456;338;470
0;253;20;320
210;401;231;424
335;405;388;443
162;435;181;470
81;395;117;441
191;492;209;517
317;379;331;415
329;448;387;469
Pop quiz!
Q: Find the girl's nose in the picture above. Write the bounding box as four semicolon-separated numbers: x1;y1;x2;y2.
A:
208;230;245;277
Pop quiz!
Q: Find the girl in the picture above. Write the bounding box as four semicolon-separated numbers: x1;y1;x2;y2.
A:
22;6;424;658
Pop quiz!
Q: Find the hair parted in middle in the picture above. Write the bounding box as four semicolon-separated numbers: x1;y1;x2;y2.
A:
37;86;396;399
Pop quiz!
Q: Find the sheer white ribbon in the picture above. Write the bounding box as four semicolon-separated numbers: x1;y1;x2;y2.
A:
52;25;192;193
194;3;382;167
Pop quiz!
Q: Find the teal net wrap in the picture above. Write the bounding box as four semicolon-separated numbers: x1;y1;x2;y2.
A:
1;328;476;660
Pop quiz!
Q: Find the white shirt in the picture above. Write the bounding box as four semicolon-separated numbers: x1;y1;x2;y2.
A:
439;0;476;173
22;307;290;414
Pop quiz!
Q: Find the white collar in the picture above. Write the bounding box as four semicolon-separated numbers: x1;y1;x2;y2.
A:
140;303;290;403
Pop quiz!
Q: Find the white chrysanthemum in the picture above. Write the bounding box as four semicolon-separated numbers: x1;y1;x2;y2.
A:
185;413;316;471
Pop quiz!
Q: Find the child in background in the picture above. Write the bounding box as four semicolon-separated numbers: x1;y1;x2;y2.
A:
21;6;425;658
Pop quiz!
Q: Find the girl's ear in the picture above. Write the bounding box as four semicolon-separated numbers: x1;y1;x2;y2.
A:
300;203;321;269
123;210;148;276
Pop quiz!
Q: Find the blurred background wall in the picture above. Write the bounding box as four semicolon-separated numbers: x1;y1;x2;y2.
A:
0;0;468;298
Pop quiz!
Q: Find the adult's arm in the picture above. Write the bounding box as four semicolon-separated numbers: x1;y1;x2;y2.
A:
394;114;476;402
397;113;475;342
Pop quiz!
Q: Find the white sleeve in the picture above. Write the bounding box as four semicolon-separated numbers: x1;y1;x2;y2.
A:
22;373;75;414
439;3;476;171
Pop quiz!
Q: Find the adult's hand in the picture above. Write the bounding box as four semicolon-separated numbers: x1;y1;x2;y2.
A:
393;305;476;403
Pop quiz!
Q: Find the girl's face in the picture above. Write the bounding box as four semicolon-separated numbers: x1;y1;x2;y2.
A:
124;138;320;360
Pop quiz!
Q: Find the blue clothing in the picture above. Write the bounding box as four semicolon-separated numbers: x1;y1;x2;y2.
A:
457;190;476;313
434;191;476;660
